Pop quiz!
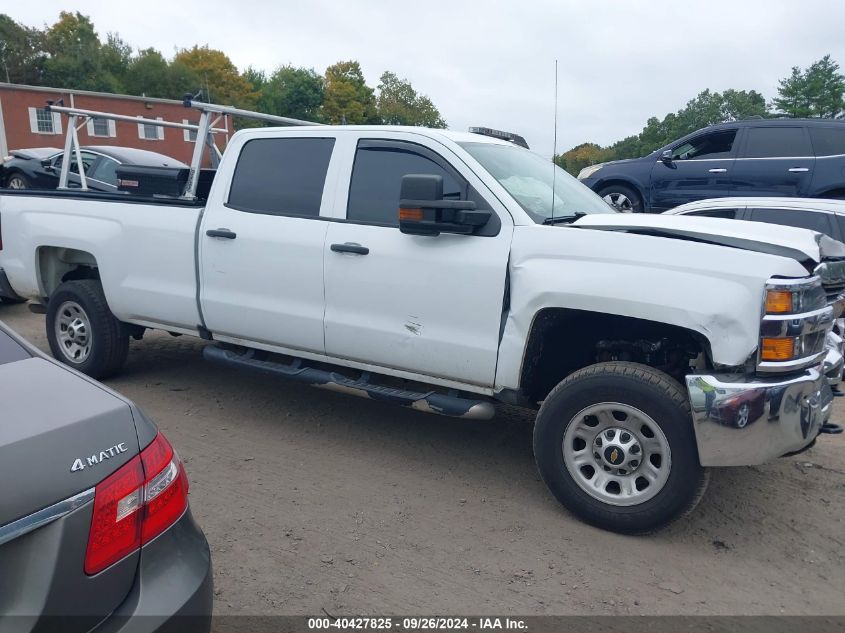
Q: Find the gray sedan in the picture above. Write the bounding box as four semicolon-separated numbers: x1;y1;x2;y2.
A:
0;321;212;632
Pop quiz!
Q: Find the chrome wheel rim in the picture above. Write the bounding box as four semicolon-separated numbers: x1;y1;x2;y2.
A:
8;176;27;189
603;192;633;212
562;402;672;506
736;403;750;428
55;301;92;364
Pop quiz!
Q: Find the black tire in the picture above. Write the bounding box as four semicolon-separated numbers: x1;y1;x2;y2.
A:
46;280;129;379
533;362;708;534
596;184;644;213
5;171;31;190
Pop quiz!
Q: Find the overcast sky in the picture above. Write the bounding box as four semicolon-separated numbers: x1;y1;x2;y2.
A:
8;1;845;157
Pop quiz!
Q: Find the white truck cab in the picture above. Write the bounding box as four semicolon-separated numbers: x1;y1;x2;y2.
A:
1;121;843;533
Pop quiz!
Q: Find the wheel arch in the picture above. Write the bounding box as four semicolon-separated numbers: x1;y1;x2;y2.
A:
517;307;714;404
37;245;100;299
593;177;647;202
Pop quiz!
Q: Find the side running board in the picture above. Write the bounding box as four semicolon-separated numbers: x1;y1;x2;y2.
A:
203;345;496;421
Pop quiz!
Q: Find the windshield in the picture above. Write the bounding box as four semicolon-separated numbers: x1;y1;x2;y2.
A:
458;142;616;222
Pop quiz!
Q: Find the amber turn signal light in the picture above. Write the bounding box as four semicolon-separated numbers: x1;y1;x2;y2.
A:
760;337;797;361
765;289;795;314
399;207;423;221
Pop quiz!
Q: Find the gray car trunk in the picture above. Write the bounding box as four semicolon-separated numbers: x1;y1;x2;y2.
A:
0;330;143;627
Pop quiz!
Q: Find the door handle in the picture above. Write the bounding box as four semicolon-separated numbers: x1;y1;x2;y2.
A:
708;168;727;173
331;242;369;255
206;228;237;239
788;167;809;173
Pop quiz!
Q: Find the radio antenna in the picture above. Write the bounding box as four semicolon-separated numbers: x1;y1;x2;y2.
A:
551;59;559;221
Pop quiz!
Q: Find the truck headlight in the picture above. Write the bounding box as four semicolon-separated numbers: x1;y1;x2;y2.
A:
577;164;603;180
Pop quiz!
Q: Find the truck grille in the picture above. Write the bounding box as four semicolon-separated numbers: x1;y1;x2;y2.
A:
816;261;845;315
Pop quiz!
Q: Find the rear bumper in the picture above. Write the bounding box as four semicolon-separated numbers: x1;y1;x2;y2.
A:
92;509;212;633
0;268;24;301
686;366;831;467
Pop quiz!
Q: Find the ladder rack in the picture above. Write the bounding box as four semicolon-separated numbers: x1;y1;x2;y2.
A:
46;94;322;199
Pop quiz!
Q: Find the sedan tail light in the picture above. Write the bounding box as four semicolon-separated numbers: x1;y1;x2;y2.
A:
84;432;189;575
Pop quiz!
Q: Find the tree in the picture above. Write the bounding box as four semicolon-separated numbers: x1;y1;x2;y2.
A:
322;60;378;124
123;48;198;99
554;142;615;176
773;55;845;119
376;71;446;127
99;33;132;92
0;14;45;84
262;65;324;122
42;12;119;92
173;45;256;108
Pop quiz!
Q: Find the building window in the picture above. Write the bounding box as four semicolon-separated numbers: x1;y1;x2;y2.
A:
86;117;116;138
137;117;164;141
183;119;198;142
28;107;62;135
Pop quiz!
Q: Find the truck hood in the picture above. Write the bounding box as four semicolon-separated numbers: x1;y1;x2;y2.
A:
573;213;845;266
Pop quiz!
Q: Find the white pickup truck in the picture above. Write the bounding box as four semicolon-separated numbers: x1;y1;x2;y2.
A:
2;124;844;533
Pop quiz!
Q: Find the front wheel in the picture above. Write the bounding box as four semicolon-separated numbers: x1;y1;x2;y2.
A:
6;172;31;189
46;280;129;379
533;362;708;534
596;184;643;213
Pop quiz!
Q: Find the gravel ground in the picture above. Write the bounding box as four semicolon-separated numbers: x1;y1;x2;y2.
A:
3;302;844;616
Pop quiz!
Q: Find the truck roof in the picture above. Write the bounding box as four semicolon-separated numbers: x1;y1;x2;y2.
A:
235;125;515;147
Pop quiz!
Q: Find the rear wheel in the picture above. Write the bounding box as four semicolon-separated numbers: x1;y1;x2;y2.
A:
6;172;30;189
46;280;129;379
597;184;643;213
533;362;708;534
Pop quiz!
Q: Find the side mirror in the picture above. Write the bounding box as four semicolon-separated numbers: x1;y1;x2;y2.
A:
660;149;674;165
398;174;491;236
41;158;55;171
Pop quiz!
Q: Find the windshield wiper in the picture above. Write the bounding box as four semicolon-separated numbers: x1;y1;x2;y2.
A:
543;212;587;225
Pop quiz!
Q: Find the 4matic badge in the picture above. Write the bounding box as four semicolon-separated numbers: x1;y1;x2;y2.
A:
70;442;129;472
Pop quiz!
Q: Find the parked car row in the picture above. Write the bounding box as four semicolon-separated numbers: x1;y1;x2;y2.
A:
0;146;187;192
578;118;845;213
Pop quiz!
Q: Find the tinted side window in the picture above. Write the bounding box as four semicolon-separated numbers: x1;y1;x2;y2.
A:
91;158;119;185
347;144;461;226
688;208;740;219
749;208;833;237
809;127;845;157
671;130;736;160
742;127;812;158
228;137;335;217
54;151;97;174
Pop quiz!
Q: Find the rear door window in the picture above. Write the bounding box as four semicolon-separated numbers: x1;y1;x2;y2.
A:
228;137;335;217
748;207;834;237
809;127;845;157
91;157;119;186
742;127;812;158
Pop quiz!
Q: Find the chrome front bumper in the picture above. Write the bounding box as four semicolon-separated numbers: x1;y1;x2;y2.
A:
823;330;844;385
686;367;832;467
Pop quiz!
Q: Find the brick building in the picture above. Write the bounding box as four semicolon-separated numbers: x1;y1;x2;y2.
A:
0;83;230;163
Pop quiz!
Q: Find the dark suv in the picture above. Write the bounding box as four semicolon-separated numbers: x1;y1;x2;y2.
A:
577;119;845;213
